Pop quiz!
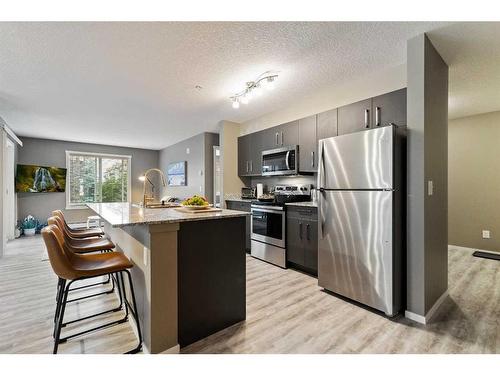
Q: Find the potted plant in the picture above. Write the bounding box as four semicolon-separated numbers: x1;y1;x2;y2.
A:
22;215;38;236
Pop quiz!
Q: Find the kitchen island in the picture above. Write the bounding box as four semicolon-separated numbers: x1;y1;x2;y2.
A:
87;203;248;353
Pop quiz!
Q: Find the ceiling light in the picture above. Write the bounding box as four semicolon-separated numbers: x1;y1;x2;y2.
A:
266;77;275;90
254;84;262;96
229;71;278;108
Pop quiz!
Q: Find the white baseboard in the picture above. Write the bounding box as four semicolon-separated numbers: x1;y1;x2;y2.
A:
448;244;499;255
405;289;449;325
142;343;180;354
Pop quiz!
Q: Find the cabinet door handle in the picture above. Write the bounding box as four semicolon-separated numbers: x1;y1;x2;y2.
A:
306;224;310;241
375;106;381;126
246;161;249;173
250;160;253;172
275;132;279;145
311;151;315;168
364;109;370;128
299;222;303;240
281;131;284;145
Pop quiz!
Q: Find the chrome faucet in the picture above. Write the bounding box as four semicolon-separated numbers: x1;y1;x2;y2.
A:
142;168;167;207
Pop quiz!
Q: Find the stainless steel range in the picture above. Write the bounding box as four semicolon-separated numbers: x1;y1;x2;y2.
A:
250;184;311;268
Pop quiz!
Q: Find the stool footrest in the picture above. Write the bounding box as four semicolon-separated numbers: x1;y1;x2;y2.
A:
66;288;114;303
61;306;123;327
59;316;129;343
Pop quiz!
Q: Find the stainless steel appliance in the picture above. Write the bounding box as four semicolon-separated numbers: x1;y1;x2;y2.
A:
317;125;404;316
262;145;298;176
241;186;256;199
251;184;311;268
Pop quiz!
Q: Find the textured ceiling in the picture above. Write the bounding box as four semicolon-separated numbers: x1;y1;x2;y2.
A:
1;21;489;150
427;22;500;120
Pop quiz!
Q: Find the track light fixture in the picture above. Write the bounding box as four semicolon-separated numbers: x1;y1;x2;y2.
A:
230;71;278;109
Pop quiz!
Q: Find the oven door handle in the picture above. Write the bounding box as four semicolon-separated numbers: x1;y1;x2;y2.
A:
251;207;284;214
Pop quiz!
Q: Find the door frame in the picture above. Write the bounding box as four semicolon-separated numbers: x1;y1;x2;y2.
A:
4;137;16;241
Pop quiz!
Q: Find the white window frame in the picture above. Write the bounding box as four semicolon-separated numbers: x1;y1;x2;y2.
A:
65;150;132;209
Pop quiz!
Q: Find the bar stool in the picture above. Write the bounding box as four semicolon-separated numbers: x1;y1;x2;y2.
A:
48;215;117;298
48;216;114;254
52;210;104;239
42;224;142;354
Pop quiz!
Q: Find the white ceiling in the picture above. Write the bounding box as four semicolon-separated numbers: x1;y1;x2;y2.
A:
1;22;498;150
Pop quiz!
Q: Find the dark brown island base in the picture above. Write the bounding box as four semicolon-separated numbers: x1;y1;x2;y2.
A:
87;203;248;353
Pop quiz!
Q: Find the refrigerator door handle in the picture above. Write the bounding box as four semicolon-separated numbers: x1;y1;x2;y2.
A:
318;141;325;189
318;188;325;240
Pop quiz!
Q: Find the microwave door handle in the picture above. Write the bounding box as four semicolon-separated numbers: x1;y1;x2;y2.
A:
285;150;291;170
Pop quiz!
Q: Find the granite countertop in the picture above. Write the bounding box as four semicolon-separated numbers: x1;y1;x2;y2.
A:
285;201;318;208
87;202;249;228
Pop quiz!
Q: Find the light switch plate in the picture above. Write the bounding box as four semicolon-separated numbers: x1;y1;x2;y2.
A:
482;230;491;239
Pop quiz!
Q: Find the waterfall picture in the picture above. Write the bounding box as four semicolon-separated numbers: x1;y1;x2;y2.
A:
15;164;67;193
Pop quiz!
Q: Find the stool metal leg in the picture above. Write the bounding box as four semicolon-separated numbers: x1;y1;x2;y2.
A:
52;271;142;354
53;280;71;354
123;269;142;354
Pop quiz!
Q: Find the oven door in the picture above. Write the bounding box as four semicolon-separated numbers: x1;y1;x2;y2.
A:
251;205;285;248
262;146;298;176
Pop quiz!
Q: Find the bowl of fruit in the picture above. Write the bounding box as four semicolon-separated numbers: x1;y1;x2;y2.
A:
181;195;211;210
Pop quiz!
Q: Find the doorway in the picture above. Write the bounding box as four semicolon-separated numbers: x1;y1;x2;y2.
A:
3;137;15;243
213;146;221;207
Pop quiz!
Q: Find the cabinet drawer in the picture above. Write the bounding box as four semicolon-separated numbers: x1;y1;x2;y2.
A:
226;201;252;212
287;206;318;220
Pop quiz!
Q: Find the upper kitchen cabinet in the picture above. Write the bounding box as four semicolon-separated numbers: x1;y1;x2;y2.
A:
256;126;277;152
298;115;317;173
317;108;338;141
337;98;372;136
275;120;299;147
238;133;261;177
237;134;251;176
371;88;407;127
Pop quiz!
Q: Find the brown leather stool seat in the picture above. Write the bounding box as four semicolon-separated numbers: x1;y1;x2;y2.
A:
52;210;104;238
48;216;114;253
42;224;142;354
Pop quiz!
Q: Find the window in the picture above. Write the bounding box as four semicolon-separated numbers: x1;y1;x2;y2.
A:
66;151;131;208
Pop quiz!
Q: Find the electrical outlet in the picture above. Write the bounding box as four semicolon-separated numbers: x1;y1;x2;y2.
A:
482;230;491;239
186;148;190;154
427;180;434;196
143;246;148;266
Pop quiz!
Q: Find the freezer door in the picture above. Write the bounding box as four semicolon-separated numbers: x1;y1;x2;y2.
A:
318;190;394;315
318;125;393;190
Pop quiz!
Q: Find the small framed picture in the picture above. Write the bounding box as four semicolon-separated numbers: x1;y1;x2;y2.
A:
167;161;187;186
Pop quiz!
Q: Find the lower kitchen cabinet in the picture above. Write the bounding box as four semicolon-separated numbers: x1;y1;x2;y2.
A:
226;200;252;251
286;206;318;275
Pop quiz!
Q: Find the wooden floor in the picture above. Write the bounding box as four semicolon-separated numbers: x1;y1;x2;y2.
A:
1;236;499;354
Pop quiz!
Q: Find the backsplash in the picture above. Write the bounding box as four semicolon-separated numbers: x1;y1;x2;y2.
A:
249;174;317;193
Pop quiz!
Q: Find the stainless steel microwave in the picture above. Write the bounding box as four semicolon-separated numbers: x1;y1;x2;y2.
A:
261;145;298;176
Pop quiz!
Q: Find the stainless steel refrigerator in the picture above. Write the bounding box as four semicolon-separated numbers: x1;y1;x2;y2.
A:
317;125;405;316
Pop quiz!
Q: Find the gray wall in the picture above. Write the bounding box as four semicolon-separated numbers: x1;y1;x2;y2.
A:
159;132;219;203
407;34;449;317
448;111;500;252
17;137;159;223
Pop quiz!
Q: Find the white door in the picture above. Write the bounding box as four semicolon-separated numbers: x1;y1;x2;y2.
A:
3;138;15;241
